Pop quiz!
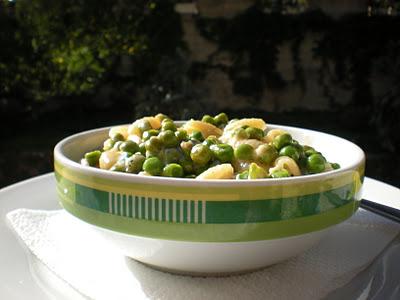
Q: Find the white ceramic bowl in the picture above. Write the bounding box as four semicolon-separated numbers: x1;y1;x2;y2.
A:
54;124;365;275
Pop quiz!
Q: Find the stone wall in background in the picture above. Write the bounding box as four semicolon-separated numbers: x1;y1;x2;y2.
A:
175;0;399;114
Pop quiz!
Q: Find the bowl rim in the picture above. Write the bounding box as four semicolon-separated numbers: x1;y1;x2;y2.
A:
54;123;365;187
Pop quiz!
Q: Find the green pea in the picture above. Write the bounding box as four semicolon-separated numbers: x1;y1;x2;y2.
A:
248;163;268;179
279;145;300;161
303;145;318;157
214;112;229;126
125;153;145;173
119;140;140;154
146;150;161;159
331;162;340;170
138;143;146;155
137;119;152;132
201;115;216;125
144;136;163;153
142;129;159;141
307;153;326;174
233;127;250;140
179;157;194;174
236;170;249;180
103;138;115;151
175;129;188;141
162;163;184;177
210;144;234;163
298;155;308;171
273;133;292;150
190;144;212;165
84;150;101;167
234;144;254;160
245;127;264;140
189;130;204;142
159;130;179;147
291;140;301;148
161;120;177;132
143;157;163;176
256;144;278;164
110;132;124;143
193;163;208;175
210;160;223;169
303;145;314;152
202;136;219;147
271;169;290;178
163;148;182;164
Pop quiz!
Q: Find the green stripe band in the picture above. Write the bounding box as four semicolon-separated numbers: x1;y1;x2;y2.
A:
58;189;358;242
56;171;356;224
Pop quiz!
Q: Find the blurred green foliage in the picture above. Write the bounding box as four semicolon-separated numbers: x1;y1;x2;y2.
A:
0;0;181;102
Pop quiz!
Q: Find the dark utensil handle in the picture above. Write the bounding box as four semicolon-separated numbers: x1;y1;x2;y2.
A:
360;199;400;223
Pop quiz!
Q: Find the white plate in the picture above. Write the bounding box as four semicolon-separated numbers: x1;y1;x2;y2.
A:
0;173;399;299
0;174;84;299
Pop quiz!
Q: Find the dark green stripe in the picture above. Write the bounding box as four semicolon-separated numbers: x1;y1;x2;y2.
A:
148;197;152;220
161;199;166;221
74;183;108;212
197;201;203;224
190;201;194;224
134;196;139;218
128;195;133;217
176;200;180;223
168;199;173;222
118;194;122;216
110;193;114;214
155;198;159;221
140;197;145;219
122;195;126;217
183;200;188;224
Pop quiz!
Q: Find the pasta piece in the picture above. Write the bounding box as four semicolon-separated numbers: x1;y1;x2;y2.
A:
144;116;162;130
127;122;141;137
269;156;301;176
127;116;162;136
127;134;141;144
324;162;333;172
99;149;121;170
109;126;129;140
196;163;234;179
182;120;223;138
265;129;287;143
224;118;267;133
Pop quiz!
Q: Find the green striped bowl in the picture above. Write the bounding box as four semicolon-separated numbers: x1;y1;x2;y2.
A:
54;124;365;274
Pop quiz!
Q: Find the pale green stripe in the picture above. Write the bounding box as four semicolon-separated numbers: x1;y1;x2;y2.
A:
58;190;359;242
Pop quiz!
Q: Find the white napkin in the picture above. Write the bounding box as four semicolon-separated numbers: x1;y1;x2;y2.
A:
6;208;400;300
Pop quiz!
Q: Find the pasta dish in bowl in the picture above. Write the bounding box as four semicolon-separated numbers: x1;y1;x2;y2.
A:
54;113;365;274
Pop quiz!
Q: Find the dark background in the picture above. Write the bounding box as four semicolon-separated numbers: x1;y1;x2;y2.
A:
1;0;399;188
